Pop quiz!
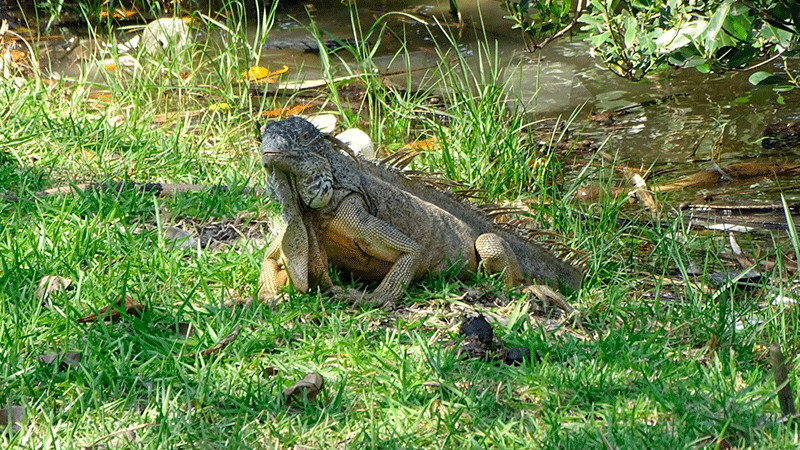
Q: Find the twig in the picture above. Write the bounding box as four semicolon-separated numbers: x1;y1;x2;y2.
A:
197;325;241;357
769;343;797;418
728;232;755;269
528;0;587;50
84;423;154;449
626;171;659;219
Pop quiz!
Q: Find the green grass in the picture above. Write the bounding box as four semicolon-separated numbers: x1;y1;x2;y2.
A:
2;5;800;449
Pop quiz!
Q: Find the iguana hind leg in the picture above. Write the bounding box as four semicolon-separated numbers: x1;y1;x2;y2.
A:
476;232;575;314
475;233;524;287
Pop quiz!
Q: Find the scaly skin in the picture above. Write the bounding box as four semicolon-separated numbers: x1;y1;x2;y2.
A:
258;116;583;307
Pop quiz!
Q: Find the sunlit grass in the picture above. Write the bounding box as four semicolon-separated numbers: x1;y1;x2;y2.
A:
2;2;800;448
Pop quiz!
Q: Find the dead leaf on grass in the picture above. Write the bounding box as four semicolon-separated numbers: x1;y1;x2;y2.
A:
242;65;288;83
99;9;138;20
261;103;314;118
175;322;194;338
187;325;241;358
36;275;73;305
0;406;25;433
165;226;199;250
283;372;324;404
34;352;82;369
403;137;438;151
77;295;144;323
84;423;153;450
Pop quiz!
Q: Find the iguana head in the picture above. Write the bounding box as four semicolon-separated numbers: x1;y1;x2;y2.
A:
260;117;334;209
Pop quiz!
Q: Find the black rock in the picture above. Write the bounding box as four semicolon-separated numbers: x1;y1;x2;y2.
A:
503;347;532;366
460;314;494;345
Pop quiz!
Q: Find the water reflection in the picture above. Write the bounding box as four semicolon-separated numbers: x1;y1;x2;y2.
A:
258;2;798;182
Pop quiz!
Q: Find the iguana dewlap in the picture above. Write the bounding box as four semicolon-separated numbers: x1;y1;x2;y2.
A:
258;116;582;307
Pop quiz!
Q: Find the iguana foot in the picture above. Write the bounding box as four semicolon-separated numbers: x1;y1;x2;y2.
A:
522;285;574;315
326;286;395;309
257;289;289;307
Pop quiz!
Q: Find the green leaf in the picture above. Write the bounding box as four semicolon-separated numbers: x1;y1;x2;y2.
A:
748;71;772;85
589;31;612;47
704;0;731;50
748;71;788;85
624;16;638;47
683;55;707;69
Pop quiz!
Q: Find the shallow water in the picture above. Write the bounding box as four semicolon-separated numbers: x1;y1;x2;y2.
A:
255;1;799;200
15;0;800;204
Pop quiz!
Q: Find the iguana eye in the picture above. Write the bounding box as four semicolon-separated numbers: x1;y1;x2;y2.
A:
299;131;310;141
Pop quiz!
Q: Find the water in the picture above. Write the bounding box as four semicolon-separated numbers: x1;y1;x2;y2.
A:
257;1;799;188
16;0;800;203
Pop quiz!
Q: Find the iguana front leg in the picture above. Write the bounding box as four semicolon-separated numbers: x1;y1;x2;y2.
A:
258;219;334;303
259;233;289;302
327;194;422;307
259;171;332;303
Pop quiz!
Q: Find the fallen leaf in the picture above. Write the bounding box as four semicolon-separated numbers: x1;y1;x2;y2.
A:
99;9;138;19
189;325;241;358
0;406;25;433
34;352;82;369
35;275;72;305
165;226;198;250
283;372;324;404
263;366;278;377
261;103;314;118
242;65;288;82
404;137;438;151
77;295;144;323
10;49;26;63
87;91;112;105
84;423;153;450
175;322;194;338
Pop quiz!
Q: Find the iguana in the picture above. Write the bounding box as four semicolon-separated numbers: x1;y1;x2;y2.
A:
258;116;583;307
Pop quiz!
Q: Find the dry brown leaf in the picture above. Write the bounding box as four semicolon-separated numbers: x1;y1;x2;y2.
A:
36;275;72;305
0;406;25;433
403;137;438;151
84;423;153;449
187;325;241;358
99;9;138;19
77;295;144;323
34;352;82;369
627;171;659;218
283;372;324;404
261;103;314;118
